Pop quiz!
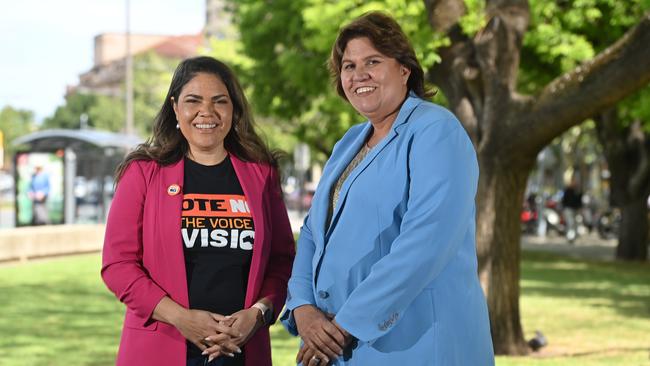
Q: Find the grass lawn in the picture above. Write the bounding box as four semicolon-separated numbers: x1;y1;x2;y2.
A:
0;251;648;365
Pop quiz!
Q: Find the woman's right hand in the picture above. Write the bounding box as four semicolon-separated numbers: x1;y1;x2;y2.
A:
293;305;346;363
152;297;242;359
172;309;242;355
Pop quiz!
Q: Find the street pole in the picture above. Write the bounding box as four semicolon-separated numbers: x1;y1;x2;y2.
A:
125;0;134;136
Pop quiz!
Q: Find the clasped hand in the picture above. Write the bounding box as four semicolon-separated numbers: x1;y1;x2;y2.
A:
175;308;263;362
294;305;352;365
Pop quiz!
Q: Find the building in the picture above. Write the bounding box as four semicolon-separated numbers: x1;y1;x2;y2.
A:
72;33;203;97
71;0;233;98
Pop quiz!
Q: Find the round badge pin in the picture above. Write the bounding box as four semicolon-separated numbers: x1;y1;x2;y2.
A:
167;184;180;196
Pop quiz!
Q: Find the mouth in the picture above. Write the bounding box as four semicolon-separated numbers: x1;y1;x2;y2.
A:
354;86;376;95
193;122;219;130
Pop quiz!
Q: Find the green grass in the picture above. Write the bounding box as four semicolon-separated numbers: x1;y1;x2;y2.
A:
0;252;648;365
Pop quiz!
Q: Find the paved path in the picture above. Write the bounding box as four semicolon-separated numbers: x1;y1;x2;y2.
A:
521;232;617;261
290;209;619;261
0;207;14;228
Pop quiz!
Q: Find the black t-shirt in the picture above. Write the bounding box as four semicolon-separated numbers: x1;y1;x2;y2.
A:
182;156;253;363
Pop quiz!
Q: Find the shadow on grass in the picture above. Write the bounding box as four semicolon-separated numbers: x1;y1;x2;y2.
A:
521;251;650;319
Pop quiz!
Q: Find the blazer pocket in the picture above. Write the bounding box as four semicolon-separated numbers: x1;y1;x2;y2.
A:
124;310;158;331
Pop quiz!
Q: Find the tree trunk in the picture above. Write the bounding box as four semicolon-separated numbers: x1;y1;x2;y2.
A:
617;199;649;260
595;110;650;261
476;158;531;355
425;0;650;353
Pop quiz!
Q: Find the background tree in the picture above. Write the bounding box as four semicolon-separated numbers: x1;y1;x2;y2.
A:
131;51;176;136
0;106;36;166
524;0;650;260
595;91;650;261
416;0;649;354
228;0;650;354
43;51;176;136
228;0;448;162
43;93;98;130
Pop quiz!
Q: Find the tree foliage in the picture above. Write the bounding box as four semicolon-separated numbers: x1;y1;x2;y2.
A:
521;0;649;91
0;106;36;166
229;0;649;157
227;0;447;160
43;51;177;137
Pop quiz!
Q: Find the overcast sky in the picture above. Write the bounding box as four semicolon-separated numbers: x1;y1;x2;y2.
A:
0;0;205;122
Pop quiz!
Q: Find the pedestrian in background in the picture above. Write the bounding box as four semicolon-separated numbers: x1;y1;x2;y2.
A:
28;165;50;225
561;178;583;243
282;11;494;366
102;56;295;366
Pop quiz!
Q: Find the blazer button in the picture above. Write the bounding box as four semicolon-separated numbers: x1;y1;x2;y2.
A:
318;290;329;299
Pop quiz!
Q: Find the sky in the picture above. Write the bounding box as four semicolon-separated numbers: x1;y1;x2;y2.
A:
0;0;205;122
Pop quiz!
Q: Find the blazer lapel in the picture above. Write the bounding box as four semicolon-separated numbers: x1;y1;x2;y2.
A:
230;154;265;307
326;94;422;238
158;159;189;307
313;123;372;242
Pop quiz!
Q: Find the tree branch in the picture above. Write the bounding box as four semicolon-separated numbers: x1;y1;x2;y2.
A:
475;0;529;93
425;0;484;145
428;0;530;149
429;42;482;146
526;13;650;152
424;0;467;33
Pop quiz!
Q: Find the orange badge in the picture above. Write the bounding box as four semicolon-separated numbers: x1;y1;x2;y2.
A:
167;184;181;196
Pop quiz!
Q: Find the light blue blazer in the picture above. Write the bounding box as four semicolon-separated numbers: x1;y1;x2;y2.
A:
282;93;494;365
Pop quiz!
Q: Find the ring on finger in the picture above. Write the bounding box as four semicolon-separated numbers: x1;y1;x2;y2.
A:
201;338;213;347
310;355;321;365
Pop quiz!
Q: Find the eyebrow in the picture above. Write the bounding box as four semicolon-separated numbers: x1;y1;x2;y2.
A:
183;93;229;100
341;53;384;64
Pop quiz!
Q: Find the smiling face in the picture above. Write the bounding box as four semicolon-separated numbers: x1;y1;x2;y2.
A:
172;72;233;161
340;37;410;125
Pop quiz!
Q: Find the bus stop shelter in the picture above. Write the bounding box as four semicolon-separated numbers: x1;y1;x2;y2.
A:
12;129;142;226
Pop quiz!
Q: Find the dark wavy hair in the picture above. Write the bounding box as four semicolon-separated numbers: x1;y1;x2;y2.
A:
329;11;434;100
115;56;278;183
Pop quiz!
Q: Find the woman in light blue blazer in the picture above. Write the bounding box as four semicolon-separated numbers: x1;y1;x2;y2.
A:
282;11;494;366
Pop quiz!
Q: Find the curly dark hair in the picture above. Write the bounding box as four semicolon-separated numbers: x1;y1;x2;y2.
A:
115;56;278;183
329;11;434;100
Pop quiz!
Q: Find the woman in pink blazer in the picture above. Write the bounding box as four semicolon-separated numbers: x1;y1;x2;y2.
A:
102;56;295;366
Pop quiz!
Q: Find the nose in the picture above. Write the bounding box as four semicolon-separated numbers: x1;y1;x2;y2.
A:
198;100;218;118
352;65;369;81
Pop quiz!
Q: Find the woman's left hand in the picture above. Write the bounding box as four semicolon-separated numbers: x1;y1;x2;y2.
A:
227;307;263;346
297;343;330;366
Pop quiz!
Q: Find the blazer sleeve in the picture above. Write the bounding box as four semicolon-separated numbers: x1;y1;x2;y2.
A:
281;209;321;335
101;161;167;320
334;121;479;343
257;166;296;323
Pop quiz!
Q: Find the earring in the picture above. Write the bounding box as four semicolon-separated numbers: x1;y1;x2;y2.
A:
176;123;180;130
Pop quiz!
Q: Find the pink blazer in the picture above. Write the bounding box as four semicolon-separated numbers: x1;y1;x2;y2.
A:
101;155;295;366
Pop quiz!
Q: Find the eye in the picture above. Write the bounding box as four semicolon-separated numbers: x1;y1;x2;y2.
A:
367;59;380;66
342;63;354;71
